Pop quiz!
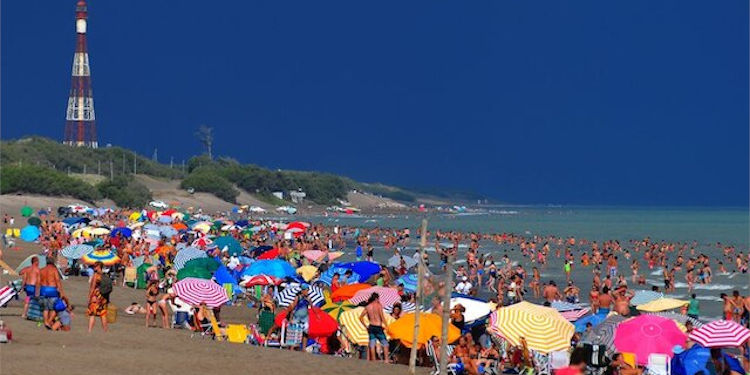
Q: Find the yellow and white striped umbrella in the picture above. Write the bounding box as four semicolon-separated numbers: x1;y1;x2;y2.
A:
491;301;574;353
339;307;396;346
636;298;688;312
90;227;111;236
71;227;93;238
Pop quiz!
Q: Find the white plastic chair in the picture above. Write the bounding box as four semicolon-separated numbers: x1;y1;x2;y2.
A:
647;353;670;375
549;350;570;371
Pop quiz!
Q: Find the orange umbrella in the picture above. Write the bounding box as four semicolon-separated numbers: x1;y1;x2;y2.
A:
331;283;371;302
172;222;188;231
387;312;461;348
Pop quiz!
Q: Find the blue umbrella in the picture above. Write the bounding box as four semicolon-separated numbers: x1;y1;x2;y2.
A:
235;220;249;227
214;265;241;294
173;247;207;270
397;274;419;292
243;260;296;279
318;267;362;285
158;225;177;237
37;209;49;216
335;261;380;282
672;344;712;375
111;227;133;238
20;225;40;242
574;312;609;332
63;217;89;226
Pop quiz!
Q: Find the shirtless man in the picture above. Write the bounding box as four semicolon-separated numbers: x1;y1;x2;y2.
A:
360;293;389;363
39;257;65;328
543;281;561;302
598;286;613;314
20;256;41;319
613;286;633;316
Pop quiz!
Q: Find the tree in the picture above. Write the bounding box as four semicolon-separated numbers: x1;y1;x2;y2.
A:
195;125;214;160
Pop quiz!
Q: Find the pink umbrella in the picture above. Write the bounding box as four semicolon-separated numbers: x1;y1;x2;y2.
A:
349;286;401;307
614;315;686;365
327;251;344;261
302;250;326;262
173;277;229;308
240;274;282;287
689;320;750;347
560;308;590;321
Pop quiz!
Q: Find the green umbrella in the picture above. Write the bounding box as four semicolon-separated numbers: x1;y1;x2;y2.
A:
214;236;243;256
20;206;33;217
183;257;220;272
177;265;213;280
27;217;42;226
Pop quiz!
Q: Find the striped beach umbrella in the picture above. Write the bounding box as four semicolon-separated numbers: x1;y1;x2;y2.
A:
630;290;664;306
331;283;372;302
491;301;575;353
688;320;750;347
82;250;120;266
582;314;628;357
614;315;686;365
636;298;688;312
322;300;355;321
384;301;417;314
239;274;281;287
302;250;326;262
396;274;419;293
61;244;94;259
551;301;585;312
173;247;207;271
173;277;228;307
561;308;591;321
339;307;396;346
349;286;401;307
275;284;326;307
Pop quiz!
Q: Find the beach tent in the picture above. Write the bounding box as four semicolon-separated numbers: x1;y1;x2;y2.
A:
318;267;362;286
671;344;712;375
574;311;609;332
136;263;163;289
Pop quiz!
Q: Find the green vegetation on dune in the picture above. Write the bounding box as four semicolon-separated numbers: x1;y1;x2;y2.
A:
180;167;240;203
97;176;153;208
0;164;101;202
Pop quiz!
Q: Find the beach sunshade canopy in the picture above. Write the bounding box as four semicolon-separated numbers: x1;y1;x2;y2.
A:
688;320;750;347
339;307;396;346
82;250;120;266
387;255;418;270
214;236;243;256
61;244;94;259
349;286;401;307
296;265;318;282
322;300;355;321
239;274;281;287
172;247;207;270
177;265;213;280
331;283;372;302
334;261;380;282
630;290;664;306
302;250;326;262
27;217;42;226
614;314;687;365
451;293;491;323
20;206;33;217
275;284;326;307
396;274;419;293
387;312;461;348
491;301;575;353
319;267;361;286
244;260;296;279
173;277;228;307
20;225;41;242
637;298;689;312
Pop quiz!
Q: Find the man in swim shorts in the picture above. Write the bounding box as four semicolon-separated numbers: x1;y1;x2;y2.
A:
20;256;40;319
360;293;389;363
39;257;65;329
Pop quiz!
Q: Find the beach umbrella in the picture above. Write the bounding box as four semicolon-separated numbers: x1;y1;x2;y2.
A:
61;244;94;259
84;238;104;248
327;251;344;261
396;274;419;293
688;320;750;348
89;227;111;236
491;301;575;353
63;217;89;226
385;301;417;314
637;298;688;312
14;254;48;274
20;206;33;217
177;265;213;280
322;300;355;321
302;250;326;262
274;306;338;338
158;225;177;237
672;343;712;375
110;227;132;238
256;248;280;260
630;290;664;306
82;250;121;266
339;307;397;346
349;287;401;307
27;217;42;226
239;274;281;287
335;261;380;282
331;283;372;302
574;311;609;332
319;267;361;286
128;212;141;222
173;277;228;307
37;209;49;216
183;257;221;273
249;245;274;258
387;255;418;270
20;225;41;241
214;236;243;256
644;312;704;328
560;308;591;321
551;301;585;312
387;312;461;348
614;314;687;365
172;222;188;231
191;237;214;249
296;265;318;282
192;222;211;234
582;314;627;356
287;221;308;231
158;215;173;224
244;259;296;279
275;284;326;307
451;293;491;323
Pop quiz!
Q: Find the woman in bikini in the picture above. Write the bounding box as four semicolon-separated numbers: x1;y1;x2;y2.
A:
145;279;160;328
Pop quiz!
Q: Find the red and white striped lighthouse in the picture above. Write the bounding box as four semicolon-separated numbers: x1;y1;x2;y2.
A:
63;0;98;148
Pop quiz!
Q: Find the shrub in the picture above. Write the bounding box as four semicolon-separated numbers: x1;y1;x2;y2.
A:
97;176;152;208
0;164;101;202
180;168;239;203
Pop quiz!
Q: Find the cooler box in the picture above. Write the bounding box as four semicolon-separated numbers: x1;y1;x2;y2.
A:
27;298;43;322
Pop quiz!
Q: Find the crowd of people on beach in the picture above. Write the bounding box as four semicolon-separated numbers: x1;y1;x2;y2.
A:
2;205;750;375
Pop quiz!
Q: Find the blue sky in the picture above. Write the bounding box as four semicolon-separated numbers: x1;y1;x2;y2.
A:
2;1;748;206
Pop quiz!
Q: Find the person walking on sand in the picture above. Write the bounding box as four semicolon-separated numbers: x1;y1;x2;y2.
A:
20;256;40;319
39;257;65;329
87;262;108;332
360;293;389;363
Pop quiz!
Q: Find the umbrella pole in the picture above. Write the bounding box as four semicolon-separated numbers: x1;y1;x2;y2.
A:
409;219;428;375
439;243;455;375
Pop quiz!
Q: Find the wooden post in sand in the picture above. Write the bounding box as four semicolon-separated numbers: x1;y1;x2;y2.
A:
409;219;428;374
439;247;454;375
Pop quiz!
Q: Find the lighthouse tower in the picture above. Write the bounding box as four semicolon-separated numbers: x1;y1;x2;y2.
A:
63;0;97;148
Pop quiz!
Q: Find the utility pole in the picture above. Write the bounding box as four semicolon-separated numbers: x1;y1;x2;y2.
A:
133;152;137;175
122;153;125;174
109;160;114;181
83;164;87;174
439;244;455;375
98;160;101;175
409;219;428;375
182;160;185;174
170;156;174;169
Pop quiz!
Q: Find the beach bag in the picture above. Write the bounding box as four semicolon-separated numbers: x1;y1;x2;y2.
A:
53;298;67;312
106;303;117;323
99;273;113;295
27;298;43;322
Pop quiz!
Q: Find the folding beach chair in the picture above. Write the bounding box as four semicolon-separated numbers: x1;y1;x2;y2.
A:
425;339;458;375
226;324;249;344
647;354;670;375
548;350;570;373
122;267;137;288
0;283;19;308
206;309;226;341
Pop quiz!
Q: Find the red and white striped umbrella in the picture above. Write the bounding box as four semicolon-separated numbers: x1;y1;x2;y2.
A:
349;287;401;307
561;308;591;321
173;277;228;307
302;250;326;262
688;320;750;347
240;274;282;287
191;237;214;249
